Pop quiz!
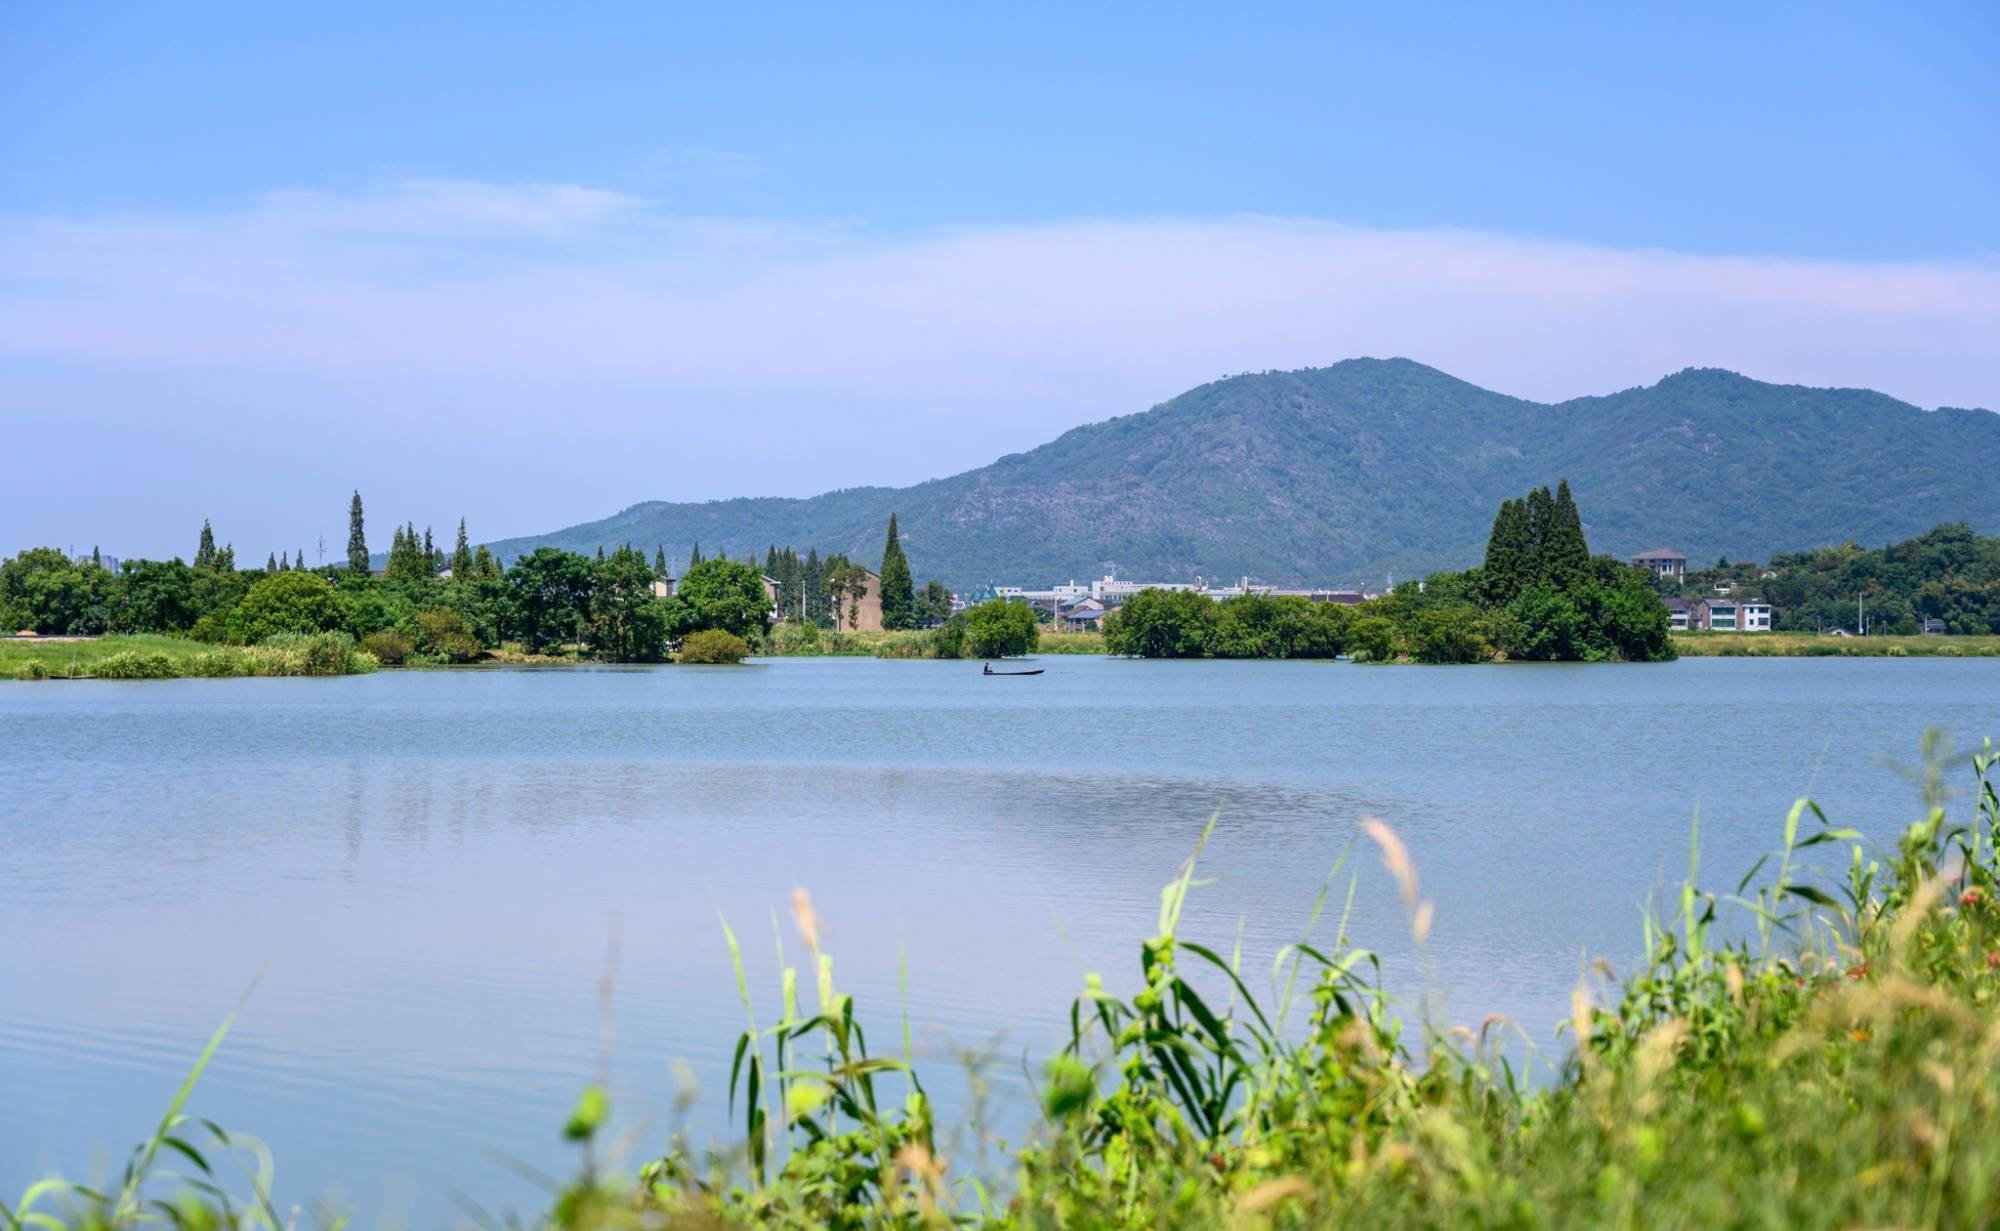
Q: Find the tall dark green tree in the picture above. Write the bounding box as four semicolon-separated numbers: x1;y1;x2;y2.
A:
1544;479;1592;591
1481;498;1530;605
294;549;305;571
347;491;369;574
195;520;218;570
878;513;916;630
654;545;668;577
689;542;703;569
452;519;474;579
1524;486;1555;586
266;552;279;574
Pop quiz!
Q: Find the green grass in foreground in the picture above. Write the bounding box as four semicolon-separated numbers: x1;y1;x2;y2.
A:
0;632;375;679
13;736;2000;1230
1672;631;2000;657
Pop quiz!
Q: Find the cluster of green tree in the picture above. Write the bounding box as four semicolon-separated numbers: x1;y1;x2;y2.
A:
1670;523;2000;635
931;598;1039;658
1099;482;1672;663
0;492;771;664
754;514;952;629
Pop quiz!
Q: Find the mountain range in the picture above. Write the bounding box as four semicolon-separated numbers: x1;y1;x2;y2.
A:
486;359;2000;589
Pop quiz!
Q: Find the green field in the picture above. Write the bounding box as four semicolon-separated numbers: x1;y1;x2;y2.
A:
0;632;375;679
1673;630;2000;657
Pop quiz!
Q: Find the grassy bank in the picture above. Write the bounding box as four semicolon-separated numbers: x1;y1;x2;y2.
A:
17;737;2000;1230
761;627;1108;659
1674;630;2000;657
0;632;376;680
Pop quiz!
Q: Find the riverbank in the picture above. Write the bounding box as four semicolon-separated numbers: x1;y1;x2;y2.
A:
0;632;376;679
1673;630;2000;656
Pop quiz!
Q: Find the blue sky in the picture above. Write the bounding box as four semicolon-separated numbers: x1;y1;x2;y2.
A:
3;3;1996;559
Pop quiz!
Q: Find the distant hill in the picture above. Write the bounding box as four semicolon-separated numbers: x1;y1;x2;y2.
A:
486;360;2000;589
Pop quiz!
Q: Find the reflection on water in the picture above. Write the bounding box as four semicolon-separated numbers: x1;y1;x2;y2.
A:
3;655;1995;1222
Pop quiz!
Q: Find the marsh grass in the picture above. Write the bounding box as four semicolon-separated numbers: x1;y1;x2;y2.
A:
1673;631;2000;657
15;736;2000;1230
0;633;375;680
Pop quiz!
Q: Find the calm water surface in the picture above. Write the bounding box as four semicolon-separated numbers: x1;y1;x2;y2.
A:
3;656;1995;1222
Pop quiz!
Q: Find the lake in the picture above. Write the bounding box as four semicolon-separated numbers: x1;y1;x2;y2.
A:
4;655;1996;1223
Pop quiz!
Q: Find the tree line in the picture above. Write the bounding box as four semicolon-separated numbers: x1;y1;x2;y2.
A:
1667;523;2000;635
1101;481;1673;663
1;498;971;664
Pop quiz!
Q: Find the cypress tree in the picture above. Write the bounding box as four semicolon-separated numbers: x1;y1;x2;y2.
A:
196;520;217;569
1524;486;1556;586
1481;498;1529;605
596;544;606;563
452;519;474;579
266;551;279;573
654;545;667;577
423;526;436;571
295;549;305;570
474;545;500;580
878;513;916;629
347;491;369;574
805;547;822;624
689;542;703;569
1545;479;1592;593
90;546;101;569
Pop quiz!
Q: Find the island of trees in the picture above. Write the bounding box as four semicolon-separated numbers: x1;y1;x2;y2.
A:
1101;481;1673;662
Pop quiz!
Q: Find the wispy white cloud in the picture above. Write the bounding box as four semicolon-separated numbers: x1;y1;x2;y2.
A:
3;180;1995;409
1;180;1995;555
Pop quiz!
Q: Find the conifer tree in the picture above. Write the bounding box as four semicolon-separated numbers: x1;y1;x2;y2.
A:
295;549;305;570
1524;486;1556;586
423;526;436;571
878;513;916;629
1482;498;1529;604
654;545;667;577
196;520;217;569
90;546;101;569
1544;479;1592;592
452;519;474;579
473;545;500;580
596;544;606;563
804;547;822;624
689;542;703;569
267;551;279;573
347;491;369;574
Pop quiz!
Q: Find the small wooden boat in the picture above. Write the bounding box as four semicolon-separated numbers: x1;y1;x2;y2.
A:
982;663;1044;676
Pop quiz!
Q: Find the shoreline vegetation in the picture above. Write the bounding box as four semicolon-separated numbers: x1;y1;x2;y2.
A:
14;737;2000;1228
1670;631;2000;657
0;631;374;680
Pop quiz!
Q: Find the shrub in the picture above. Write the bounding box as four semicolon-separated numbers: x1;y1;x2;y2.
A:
1102;589;1215;658
677;629;751;664
1407;606;1494;664
360;628;414;665
17;658;48;680
415;607;481;663
93;650;176;679
961;598;1039;658
227;571;352;644
769;622;821;655
1347;614;1401;663
261;631;371;676
186;650;244;678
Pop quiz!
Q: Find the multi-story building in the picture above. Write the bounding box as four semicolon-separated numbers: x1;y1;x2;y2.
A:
1629;549;1688;581
1692;597;1771;631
